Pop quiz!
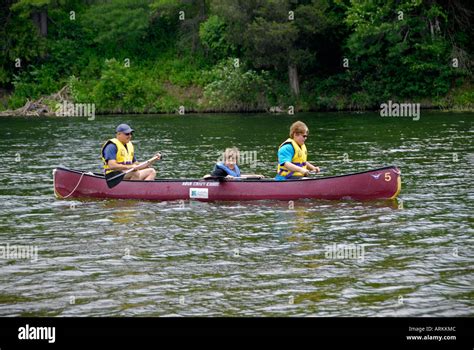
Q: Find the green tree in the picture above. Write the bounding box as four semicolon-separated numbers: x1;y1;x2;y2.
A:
11;0;50;36
344;0;466;100
151;0;209;54
0;0;47;86
202;58;270;111
199;15;235;61
210;0;331;97
81;0;152;56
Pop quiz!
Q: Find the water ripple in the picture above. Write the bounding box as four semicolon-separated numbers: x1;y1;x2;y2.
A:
0;113;472;316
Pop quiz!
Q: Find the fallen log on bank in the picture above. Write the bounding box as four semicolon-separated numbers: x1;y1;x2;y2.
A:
0;85;71;117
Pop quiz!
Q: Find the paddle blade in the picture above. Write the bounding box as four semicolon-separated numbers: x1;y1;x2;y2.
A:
106;172;126;188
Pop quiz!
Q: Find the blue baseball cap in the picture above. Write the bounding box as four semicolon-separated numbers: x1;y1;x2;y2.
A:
116;124;134;133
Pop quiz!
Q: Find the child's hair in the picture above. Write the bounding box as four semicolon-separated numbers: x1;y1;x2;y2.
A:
224;147;240;163
289;121;308;138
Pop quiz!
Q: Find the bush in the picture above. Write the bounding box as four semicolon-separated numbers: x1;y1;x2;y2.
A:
69;59;165;113
350;91;376;110
453;89;474;109
8;64;62;109
199;15;235;61
202;59;271;111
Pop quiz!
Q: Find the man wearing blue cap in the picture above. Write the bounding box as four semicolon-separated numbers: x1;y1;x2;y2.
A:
101;124;160;181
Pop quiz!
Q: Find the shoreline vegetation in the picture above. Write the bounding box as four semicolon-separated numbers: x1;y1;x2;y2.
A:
0;88;473;117
1;1;472;116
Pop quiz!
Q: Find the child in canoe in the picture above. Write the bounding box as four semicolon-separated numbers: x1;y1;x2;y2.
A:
204;147;264;179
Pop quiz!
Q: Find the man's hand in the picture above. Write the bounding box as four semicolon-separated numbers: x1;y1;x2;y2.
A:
147;153;161;166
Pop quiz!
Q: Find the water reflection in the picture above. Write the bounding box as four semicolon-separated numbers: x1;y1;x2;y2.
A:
0;113;472;317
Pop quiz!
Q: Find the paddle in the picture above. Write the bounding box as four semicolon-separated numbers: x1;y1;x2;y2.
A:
106;154;160;189
309;167;326;174
296;169;326;178
202;174;265;181
202;175;226;182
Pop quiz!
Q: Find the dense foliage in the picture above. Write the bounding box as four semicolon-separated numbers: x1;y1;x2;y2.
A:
1;0;472;112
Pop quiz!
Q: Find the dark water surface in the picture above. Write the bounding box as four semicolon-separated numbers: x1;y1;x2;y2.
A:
0;112;472;316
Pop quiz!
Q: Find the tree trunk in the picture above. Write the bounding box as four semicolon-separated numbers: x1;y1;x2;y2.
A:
288;64;300;97
434;17;440;34
31;12;40;32
429;19;434;40
31;9;48;37
39;10;47;37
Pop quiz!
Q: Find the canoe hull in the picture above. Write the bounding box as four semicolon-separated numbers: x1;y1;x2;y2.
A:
53;166;401;201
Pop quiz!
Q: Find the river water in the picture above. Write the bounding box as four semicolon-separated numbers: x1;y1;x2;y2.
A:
0;112;472;316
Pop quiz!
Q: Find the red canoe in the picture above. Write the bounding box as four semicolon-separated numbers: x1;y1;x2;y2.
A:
53;166;401;201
